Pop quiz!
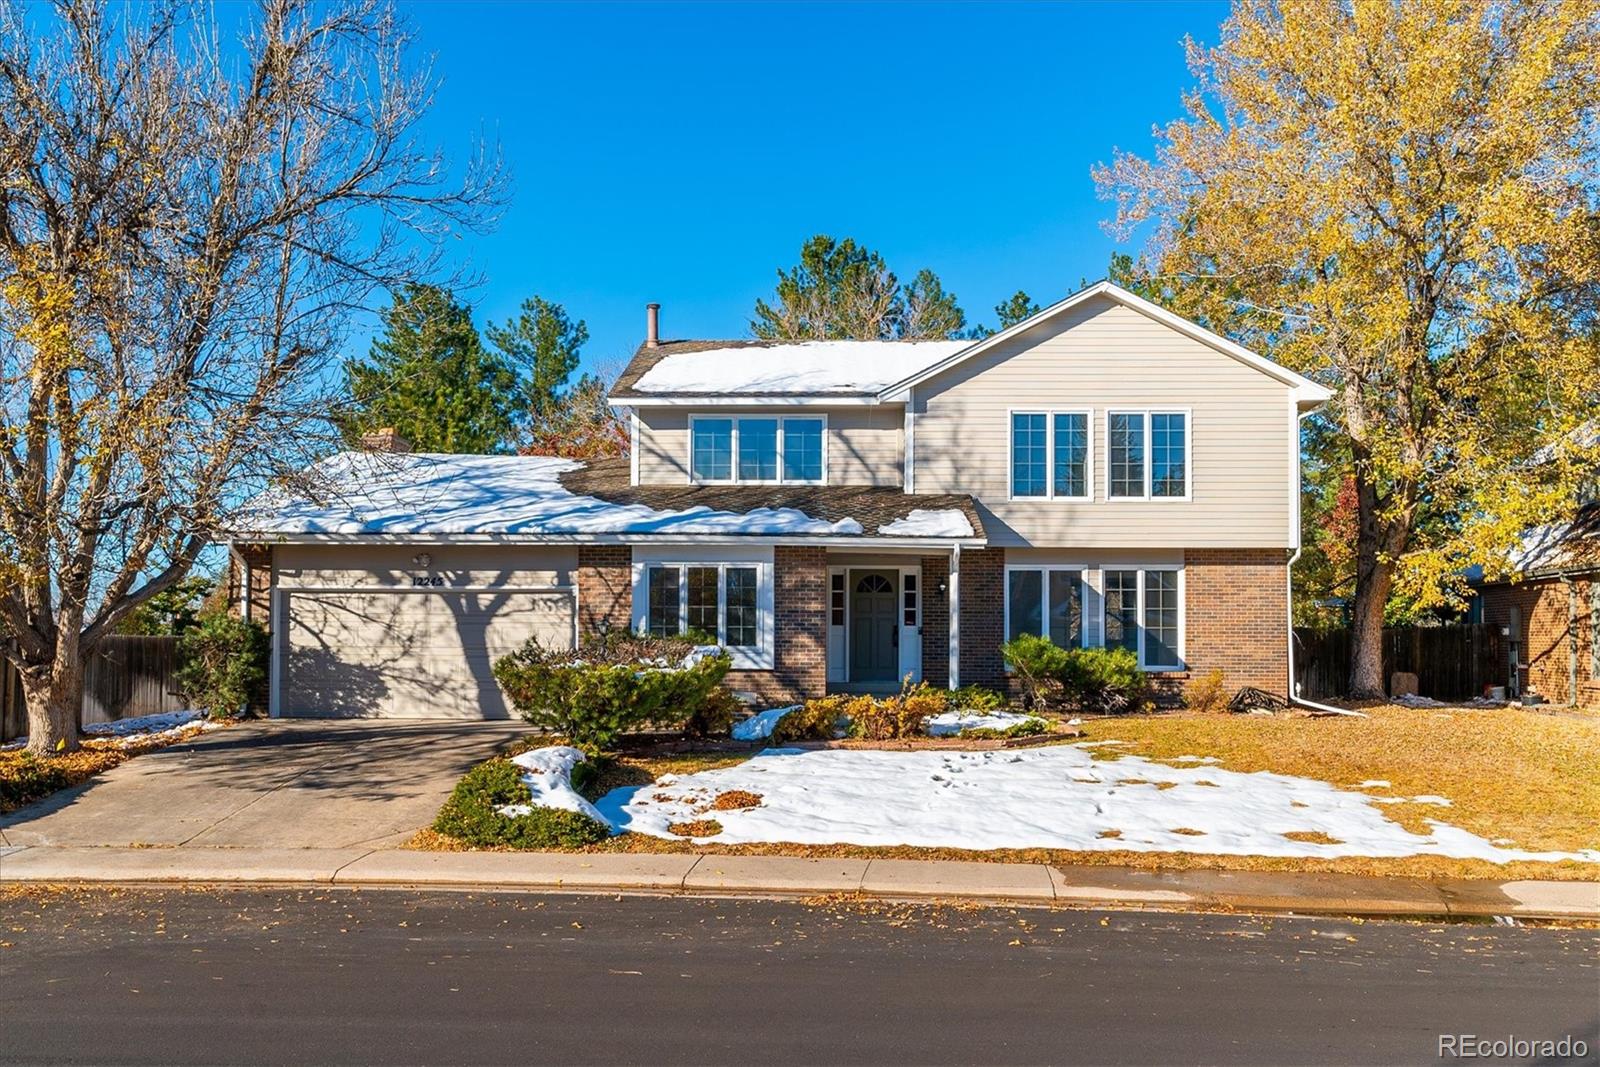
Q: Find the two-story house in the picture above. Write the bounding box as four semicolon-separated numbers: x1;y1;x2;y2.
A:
232;281;1330;718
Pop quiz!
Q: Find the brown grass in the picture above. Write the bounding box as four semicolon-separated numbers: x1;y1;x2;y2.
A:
710;790;762;811
1283;831;1344;845
416;706;1600;882
667;819;723;838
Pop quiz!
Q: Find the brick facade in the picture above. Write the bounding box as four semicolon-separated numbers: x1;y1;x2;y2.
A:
1182;548;1290;696
955;547;1007;689
725;545;828;704
576;545;633;640
1479;576;1598;706
227;544;274;633
919;555;950;688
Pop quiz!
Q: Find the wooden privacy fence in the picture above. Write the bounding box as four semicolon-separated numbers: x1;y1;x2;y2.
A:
1293;623;1505;702
1;636;185;741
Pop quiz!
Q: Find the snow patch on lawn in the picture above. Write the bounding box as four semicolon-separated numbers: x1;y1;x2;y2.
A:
501;746;607;824
590;746;1600;864
731;705;802;742
925;711;1040;737
877;509;974;539
5;711;217;751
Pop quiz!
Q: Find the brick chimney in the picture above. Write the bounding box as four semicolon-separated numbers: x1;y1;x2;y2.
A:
646;302;660;348
360;427;411;453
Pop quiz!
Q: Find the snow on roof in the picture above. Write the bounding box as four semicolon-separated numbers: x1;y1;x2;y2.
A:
876;508;974;538
629;339;970;395
235;452;868;537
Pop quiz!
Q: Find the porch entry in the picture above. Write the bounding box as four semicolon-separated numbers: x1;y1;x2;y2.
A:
827;564;922;687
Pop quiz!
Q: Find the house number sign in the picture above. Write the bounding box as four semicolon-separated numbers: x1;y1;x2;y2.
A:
411;576;445;587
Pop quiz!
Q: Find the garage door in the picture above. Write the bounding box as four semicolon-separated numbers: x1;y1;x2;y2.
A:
280;589;575;718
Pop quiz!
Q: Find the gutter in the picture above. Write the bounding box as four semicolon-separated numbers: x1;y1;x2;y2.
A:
227;533;988;551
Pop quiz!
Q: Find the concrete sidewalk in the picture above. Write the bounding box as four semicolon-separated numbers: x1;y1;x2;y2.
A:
3;845;1595;920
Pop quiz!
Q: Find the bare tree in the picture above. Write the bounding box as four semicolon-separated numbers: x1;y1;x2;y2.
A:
0;0;504;752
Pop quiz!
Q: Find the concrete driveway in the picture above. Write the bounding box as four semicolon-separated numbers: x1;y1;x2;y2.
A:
0;720;526;850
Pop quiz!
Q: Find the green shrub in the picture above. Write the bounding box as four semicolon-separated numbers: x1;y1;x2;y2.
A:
684;687;741;740
432;759;610;848
492;632;732;751
948;685;1006;711
1060;646;1146;714
1000;636;1146;714
1000;633;1071;708
770;697;847;743
174;612;269;717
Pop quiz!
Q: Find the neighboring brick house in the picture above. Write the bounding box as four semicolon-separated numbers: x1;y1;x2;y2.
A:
228;281;1330;717
1474;504;1600;708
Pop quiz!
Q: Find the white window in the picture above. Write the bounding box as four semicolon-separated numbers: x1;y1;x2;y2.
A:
689;415;826;485
1010;409;1092;500
1004;567;1087;648
1004;565;1185;671
642;562;765;653
1103;567;1185;670
1107;410;1189;499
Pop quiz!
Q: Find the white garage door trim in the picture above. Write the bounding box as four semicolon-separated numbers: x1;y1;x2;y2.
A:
270;584;577;719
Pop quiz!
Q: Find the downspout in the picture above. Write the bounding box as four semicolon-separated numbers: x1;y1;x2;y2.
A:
229;544;250;623
1287;407;1364;717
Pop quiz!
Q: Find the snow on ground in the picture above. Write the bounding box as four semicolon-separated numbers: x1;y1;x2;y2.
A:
877;509;975;538
731;705;802;742
501;746;608;823
237;453;866;537
925;710;1042;737
631;340;969;395
574;745;1600;864
5;711;217;751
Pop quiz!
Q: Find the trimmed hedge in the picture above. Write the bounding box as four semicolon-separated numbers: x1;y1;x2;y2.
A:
493;632;732;751
432;759;610;848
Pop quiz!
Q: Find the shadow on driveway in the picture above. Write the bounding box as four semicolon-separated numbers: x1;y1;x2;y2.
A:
0;719;527;850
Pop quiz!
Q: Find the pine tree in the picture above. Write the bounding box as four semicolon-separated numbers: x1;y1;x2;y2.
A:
994;290;1041;329
900;269;968;339
339;285;519;453
484;296;589;420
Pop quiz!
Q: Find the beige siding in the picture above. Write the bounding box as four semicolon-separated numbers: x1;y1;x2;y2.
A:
634;407;902;486
274;544;576;589
913;296;1295;548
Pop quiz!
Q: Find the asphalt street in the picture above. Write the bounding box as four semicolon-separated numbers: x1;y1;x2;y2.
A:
2;886;1596;1066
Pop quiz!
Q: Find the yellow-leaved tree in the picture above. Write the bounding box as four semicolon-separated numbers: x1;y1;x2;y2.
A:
1095;0;1600;698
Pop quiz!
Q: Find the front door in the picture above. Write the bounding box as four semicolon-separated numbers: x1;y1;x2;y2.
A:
849;570;898;683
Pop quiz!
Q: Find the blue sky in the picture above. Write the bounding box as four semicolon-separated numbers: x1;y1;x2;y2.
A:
395;1;1230;376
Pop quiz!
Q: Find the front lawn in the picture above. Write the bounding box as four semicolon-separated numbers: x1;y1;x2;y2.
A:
418;704;1600;883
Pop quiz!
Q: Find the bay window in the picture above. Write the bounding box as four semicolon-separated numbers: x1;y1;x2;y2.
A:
689;415;825;484
1108;410;1189;499
1011;410;1091;499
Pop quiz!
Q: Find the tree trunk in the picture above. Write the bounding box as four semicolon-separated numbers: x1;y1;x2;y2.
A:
1347;463;1399;700
20;652;83;756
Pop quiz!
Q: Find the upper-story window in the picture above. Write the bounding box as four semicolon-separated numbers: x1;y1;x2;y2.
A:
1108;410;1189;499
1011;410;1091;500
690;416;825;484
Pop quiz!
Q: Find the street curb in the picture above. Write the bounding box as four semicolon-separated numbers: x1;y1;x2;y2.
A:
2;846;1596;920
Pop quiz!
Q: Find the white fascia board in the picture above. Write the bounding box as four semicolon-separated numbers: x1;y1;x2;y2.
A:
230;531;986;549
608;394;894;408
878;280;1332;403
